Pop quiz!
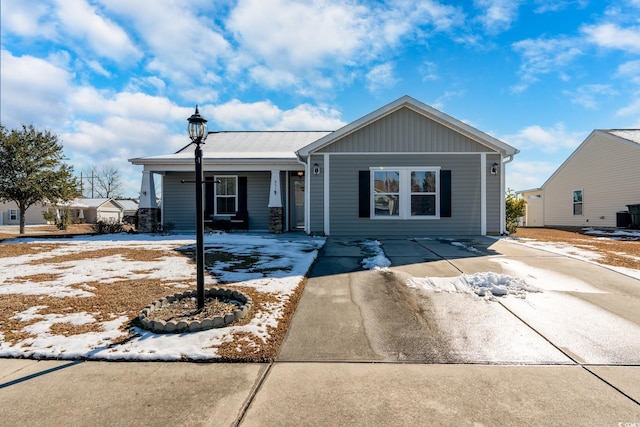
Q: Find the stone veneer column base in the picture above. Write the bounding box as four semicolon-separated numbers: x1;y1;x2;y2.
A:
138;207;158;233
269;207;283;234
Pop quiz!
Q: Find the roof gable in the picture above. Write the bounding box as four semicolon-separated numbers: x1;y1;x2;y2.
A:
539;129;640;190
296;95;518;157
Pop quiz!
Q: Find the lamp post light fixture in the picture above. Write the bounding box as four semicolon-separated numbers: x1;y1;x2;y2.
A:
187;106;209;310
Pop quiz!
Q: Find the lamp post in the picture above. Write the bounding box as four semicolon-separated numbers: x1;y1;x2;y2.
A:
187;106;208;310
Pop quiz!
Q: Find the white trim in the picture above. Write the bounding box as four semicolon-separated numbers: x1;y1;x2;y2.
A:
323;153;330;235
214;175;238;216
285;172;290;231
369;167;441;220
309;151;499;156
572;188;584;216
481;153;487;235
304;157;311;234
268;170;283;208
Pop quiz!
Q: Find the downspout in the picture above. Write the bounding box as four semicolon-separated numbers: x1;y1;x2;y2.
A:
295;154;310;234
501;154;515;235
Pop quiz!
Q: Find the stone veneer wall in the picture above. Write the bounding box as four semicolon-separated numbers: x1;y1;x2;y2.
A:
269;207;283;234
138;207;158;233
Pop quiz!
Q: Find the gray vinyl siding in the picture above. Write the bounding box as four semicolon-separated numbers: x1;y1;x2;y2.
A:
163;173;195;230
308;155;325;234
317;107;493;154
486;154;501;234
322;154;483;236
163;171;271;231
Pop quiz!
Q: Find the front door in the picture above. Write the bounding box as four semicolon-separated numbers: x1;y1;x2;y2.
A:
289;173;305;230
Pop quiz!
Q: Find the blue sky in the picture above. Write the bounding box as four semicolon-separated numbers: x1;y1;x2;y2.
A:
2;0;640;198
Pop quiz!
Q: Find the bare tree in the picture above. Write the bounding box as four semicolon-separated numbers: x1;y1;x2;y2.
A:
82;165;123;199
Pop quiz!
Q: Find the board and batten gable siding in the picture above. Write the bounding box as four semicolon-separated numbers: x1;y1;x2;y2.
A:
162;171;271;231
316;154;483;236
316;107;494;154
543;132;640;227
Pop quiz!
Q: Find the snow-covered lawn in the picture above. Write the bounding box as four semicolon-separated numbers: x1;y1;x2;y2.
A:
0;233;324;361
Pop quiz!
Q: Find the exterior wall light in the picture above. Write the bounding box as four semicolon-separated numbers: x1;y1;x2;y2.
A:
491;162;499;175
313;163;321;175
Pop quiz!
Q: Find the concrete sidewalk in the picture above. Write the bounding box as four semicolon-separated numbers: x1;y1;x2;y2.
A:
1;236;639;426
2;359;639;426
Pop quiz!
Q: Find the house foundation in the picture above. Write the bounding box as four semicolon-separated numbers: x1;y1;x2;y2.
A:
138;207;158;233
269;207;283;233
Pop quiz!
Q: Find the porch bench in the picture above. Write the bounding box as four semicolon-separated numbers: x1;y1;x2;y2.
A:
230;210;249;231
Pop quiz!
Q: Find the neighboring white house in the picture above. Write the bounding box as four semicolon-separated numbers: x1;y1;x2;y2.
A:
518;129;640;228
116;199;139;217
52;198;125;223
0;201;50;226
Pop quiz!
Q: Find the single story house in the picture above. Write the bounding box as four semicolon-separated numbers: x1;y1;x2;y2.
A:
53;198;125;224
130;95;519;236
116;199;139;217
0;201;50;226
518;129;640;228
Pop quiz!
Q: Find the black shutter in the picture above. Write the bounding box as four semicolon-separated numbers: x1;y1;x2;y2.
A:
358;171;370;218
205;177;215;219
238;176;248;213
440;170;452;217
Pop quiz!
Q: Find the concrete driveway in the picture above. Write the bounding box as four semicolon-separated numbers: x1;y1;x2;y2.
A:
2;236;639;426
278;236;640;365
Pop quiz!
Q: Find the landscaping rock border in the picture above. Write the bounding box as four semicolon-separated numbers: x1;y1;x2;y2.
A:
138;287;252;334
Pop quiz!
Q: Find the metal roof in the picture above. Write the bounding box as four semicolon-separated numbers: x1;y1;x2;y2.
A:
606;129;640;144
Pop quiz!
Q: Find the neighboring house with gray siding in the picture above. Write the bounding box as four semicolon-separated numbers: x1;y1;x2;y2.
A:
130;96;519;236
518;130;640;228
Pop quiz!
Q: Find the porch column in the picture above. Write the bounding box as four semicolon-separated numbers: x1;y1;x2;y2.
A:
268;170;283;233
138;170;158;233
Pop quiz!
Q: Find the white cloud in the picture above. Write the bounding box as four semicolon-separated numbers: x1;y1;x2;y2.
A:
228;0;370;71
95;0;231;97
562;84;618;110
502;123;585;153
582;23;640;53
533;0;588;13
366;63;399;93
226;0;463;92
432;90;465;110
0;50;74;128
507;159;561;191
0;0;56;38
204;99;346;131
474;0;521;34
52;0;141;63
511;36;582;90
615;91;640;120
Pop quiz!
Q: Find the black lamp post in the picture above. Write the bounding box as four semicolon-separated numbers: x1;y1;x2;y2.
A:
187;106;208;310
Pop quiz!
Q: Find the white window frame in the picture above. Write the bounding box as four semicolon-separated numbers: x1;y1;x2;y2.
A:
572;189;583;216
370;167;441;220
9;209;18;221
214;175;238;216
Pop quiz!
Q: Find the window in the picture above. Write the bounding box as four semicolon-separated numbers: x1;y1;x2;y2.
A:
572;189;583;215
373;171;400;216
215;176;237;215
410;171;437;216
371;167;440;219
9;209;18;221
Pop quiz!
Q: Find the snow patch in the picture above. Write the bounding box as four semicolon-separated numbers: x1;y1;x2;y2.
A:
409;271;540;300
361;240;391;270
